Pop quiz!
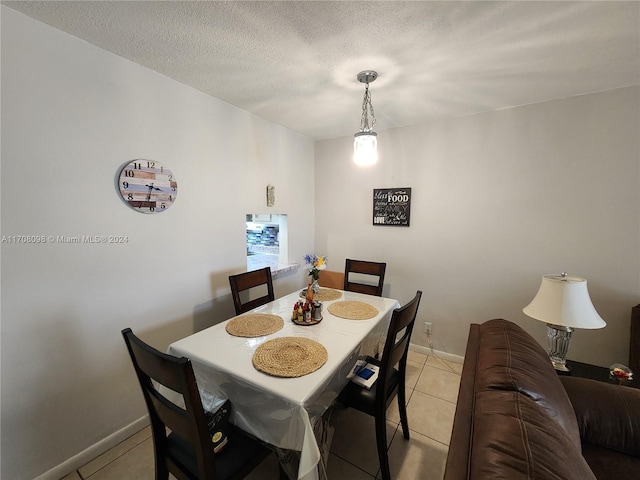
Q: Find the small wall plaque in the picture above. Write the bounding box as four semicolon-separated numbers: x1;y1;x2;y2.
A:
373;188;411;227
266;185;275;207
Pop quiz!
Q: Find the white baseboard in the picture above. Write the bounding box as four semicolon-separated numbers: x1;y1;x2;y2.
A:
409;343;464;365
34;416;149;480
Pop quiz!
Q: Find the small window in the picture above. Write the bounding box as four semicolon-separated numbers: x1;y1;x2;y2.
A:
246;214;288;273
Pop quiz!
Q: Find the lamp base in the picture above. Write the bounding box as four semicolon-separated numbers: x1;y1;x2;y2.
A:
547;324;574;372
551;361;572;372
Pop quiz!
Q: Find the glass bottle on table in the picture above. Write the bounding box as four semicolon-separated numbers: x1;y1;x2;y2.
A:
306;283;314;303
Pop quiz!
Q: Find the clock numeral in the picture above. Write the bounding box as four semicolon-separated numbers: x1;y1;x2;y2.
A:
169;195;173;201
160;203;166;209
147;161;155;168
127;193;133;200
149;206;155;212
132;162;142;170
124;170;134;178
122;181;129;189
168;175;173;181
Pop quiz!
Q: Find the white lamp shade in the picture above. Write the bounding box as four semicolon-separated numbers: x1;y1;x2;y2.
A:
353;132;378;166
523;274;606;329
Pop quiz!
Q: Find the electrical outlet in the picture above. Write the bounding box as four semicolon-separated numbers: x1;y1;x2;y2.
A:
424;322;432;335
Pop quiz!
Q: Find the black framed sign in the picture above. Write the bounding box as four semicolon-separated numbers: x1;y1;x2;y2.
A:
373;188;411;226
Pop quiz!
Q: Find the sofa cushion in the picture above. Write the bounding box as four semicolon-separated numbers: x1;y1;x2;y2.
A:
561;376;640;456
581;443;640;480
475;319;581;448
471;390;596;480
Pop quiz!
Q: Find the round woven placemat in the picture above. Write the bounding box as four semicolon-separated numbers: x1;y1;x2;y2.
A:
299;288;342;302
252;337;328;377
225;314;284;337
327;301;379;320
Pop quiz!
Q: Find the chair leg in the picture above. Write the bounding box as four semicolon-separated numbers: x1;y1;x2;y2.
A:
155;463;169;480
375;414;391;480
397;385;410;440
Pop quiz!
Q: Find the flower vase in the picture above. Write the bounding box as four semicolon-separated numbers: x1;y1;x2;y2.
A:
311;279;320;294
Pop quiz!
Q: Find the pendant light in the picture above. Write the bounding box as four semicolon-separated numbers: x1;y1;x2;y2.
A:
353;70;378;166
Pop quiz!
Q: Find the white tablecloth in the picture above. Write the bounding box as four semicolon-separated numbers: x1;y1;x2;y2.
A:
167;290;400;480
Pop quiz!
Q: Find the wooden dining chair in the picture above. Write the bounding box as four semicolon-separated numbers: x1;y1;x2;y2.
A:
122;328;273;480
337;290;423;480
228;267;275;315
344;259;387;296
317;270;345;290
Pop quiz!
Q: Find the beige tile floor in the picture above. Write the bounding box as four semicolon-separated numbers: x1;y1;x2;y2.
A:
62;351;461;480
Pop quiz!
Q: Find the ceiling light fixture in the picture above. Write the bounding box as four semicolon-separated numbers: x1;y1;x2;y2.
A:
353;70;378;166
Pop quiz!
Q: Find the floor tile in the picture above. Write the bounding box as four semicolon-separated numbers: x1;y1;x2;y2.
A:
426;355;461;374
80;426;152;478
444;359;463;374
330;408;397;476
84;436;155;480
326;453;376;479
383;429;449;480
399;390;456;445
405;359;423;389
61;472;82;480
415;365;461;403
407;351;427;365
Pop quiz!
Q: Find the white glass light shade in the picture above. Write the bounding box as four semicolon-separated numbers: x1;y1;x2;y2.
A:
353;131;378;166
523;274;606;329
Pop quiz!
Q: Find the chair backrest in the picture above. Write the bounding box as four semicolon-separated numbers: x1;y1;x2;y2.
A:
317;270;345;290
377;291;422;401
229;267;275;315
343;259;387;296
122;328;216;479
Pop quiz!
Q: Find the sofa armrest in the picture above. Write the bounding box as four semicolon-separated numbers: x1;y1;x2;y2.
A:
444;324;480;480
560;376;640;456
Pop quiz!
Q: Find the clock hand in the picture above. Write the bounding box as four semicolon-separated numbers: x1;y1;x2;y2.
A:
145;183;162;201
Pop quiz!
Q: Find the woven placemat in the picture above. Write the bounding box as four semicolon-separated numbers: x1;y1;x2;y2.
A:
225;314;284;337
252;337;328;377
327;301;379;320
299;288;342;302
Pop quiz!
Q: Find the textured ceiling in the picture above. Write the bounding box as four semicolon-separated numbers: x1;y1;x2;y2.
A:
3;1;639;140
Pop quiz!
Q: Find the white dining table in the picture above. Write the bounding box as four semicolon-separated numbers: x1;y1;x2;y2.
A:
167;289;400;480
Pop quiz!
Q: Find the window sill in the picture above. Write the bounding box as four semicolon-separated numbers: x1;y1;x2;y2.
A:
247;253;299;276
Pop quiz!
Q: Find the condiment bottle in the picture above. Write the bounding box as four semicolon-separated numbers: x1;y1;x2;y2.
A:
306;283;314;303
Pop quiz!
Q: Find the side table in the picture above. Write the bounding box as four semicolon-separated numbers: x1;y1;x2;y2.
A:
559;359;638;389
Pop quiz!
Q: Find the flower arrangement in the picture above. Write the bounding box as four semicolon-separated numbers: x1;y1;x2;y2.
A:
303;254;327;280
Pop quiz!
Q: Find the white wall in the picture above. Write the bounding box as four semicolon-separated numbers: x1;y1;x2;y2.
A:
315;86;640;367
0;7;313;479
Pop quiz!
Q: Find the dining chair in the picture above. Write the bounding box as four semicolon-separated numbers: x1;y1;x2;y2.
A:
343;259;387;296
121;328;273;480
337;290;423;480
228;267;275;315
317;270;345;290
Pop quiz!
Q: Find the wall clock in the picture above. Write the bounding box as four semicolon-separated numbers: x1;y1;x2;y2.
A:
118;159;178;213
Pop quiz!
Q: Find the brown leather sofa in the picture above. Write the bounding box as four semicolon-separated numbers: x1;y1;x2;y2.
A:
444;319;640;480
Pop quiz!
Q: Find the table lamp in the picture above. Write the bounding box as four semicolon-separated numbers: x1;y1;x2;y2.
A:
523;273;606;372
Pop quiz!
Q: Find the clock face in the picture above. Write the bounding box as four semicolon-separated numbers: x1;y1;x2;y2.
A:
118;160;177;213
